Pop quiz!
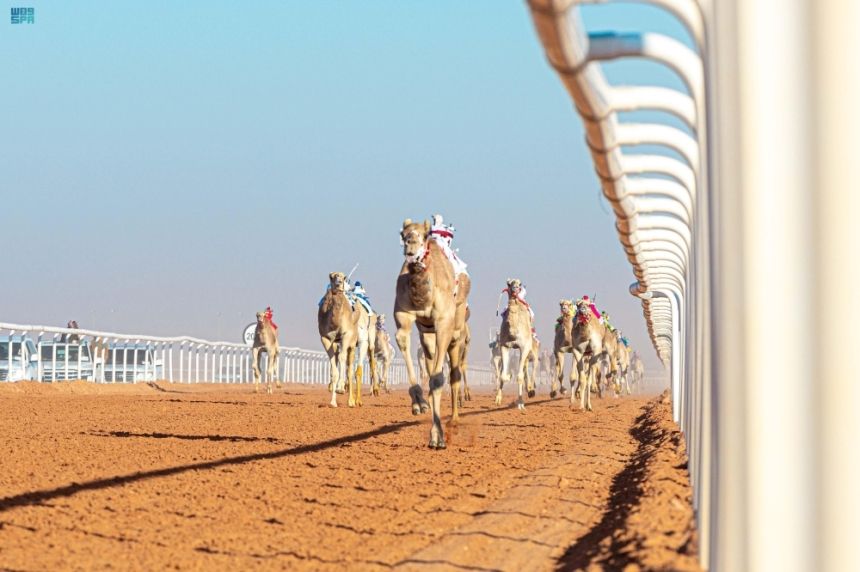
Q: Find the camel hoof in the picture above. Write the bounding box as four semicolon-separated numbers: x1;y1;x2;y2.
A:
412;404;422;415
336;388;346;395
420;403;430;414
330;401;338;408
517;402;526;411
550;390;557;399
527;389;536;398
428;439;446;450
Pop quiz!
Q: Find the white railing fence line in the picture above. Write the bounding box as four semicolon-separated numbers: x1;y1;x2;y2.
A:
0;322;497;387
528;0;859;570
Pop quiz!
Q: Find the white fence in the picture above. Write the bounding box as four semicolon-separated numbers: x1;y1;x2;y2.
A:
527;0;859;570
0;322;497;387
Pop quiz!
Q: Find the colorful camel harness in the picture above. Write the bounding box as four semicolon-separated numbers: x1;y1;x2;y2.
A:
404;236;464;297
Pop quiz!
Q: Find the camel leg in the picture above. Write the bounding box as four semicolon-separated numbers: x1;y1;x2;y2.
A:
497;346;511;406
337;339;351;406
427;324;453;449
573;357;584;408
366;323;379;397
447;338;463;424
252;347;262;393
552;351;564;398
395;311;428;415
460;343;470;405
368;348;379;397
516;344;530;411
525;352;536;399
351;337;367;408
320;337;339;407
418;333;437;413
266;351;277;395
344;337;357;407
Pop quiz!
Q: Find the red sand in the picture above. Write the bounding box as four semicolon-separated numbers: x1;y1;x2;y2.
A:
0;382;699;571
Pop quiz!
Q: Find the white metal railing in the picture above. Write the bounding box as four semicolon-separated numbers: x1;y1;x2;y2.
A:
0;322;497;387
527;0;709;565
527;1;860;571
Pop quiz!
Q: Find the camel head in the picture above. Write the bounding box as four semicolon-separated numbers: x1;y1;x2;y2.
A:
574;298;594;324
256;311;265;325
559;299;573;316
506;278;523;297
400;218;431;262
329;271;347;293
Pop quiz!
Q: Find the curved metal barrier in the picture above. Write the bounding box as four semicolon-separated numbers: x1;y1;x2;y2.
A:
527;1;859;570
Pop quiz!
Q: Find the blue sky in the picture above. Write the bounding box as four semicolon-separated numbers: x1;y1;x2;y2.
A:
1;1;692;373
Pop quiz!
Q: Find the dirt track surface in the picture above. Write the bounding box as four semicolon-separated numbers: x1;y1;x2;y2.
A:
0;382;699;571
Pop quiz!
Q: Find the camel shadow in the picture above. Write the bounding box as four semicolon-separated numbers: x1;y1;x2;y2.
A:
85;430;281;444
554;404;662;571
0;396;558;514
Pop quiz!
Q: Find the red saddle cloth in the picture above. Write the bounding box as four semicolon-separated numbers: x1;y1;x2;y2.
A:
264;306;278;330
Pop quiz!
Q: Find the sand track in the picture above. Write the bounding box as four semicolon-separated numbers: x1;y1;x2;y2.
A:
0;383;699;571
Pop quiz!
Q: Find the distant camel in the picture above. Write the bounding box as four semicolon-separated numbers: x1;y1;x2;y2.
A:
373;314;394;393
490;331;502;385
571;298;605;411
351;301;379;406
497;279;536;410
631;351;645;392
252;308;280;394
318;272;358;408
394;218;471;449
552;300;577;398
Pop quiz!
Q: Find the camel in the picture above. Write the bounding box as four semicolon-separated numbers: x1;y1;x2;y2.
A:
538;349;553;386
351;299;382;403
615;334;632;395
490;331;502;385
570;297;606;411
597;325;620;397
318;272;358;408
394;218;471;449
631;351;645;392
497;279;536;410
552;299;578;398
252;309;280;394
373;314;394;393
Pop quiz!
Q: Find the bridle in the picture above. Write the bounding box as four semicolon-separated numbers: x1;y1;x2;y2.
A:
402;230;431;270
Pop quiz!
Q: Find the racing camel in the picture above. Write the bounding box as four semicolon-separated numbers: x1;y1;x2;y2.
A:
318;272;358;408
552;299;578;398
571;297;606;411
373;314;394;393
394;218;471;449
252;307;280;394
497;279;536;410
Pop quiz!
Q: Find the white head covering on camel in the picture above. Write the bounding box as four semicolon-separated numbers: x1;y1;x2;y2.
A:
429;214;468;277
